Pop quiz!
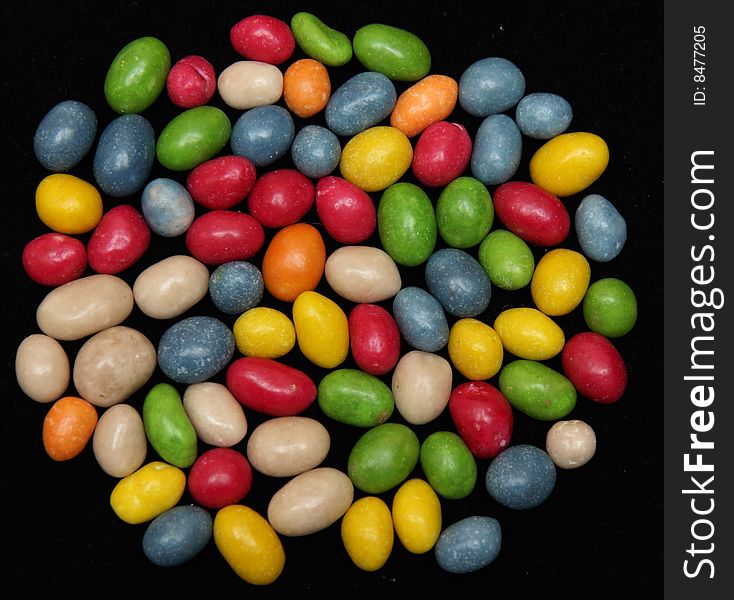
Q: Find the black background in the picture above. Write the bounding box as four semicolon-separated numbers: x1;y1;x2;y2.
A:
1;1;663;598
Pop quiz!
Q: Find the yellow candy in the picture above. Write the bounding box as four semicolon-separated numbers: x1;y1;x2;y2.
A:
339;126;413;192
293;290;349;369
340;496;394;571
493;307;565;360
233;307;296;359
109;461;185;524
531;249;591;316
447;318;503;380
529;132;609;197
35;173;103;234
213;505;285;585
391;478;442;554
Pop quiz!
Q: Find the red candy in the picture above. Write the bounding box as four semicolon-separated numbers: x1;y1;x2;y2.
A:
87;205;150;274
449;381;513;459
187;448;253;509
493;181;570;246
22;233;87;286
411;121;472;187
230;15;295;65
561;332;628;404
247;169;315;228
185;210;265;265
348;304;401;376
315;176;376;244
226;357;317;416
187;155;257;210
166;55;217;108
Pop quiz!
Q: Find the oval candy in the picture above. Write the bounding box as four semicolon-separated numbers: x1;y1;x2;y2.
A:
340;126;413;192
392;287;449;353
348;304;401;376
315;176;377;244
22;233;87;287
493;307;565;361
143;382;198;468
217;60;283;110
545;419;597;469
531;248;590;316
291;125;341;179
156;106;231;171
283;58;331;118
92;403;147;477
231;105;294;167
420;431;477;500
318;369;394;428
412;121;472;188
42;396;98;461
392;478;442;554
183;382;248;448
392;350;452;425
515;92;573;140
499;360;577;421
575;193;627;262
133;255;209;319
34;100;97;171
341;497;394;571
478;229;535;291
583;277;638;337
110;461;186;525
325;246;401;303
233;307;295;359
293;290;349;369
425;248;492;318
458;56;525;117
353;23;431;81
230;15;295;65
325;71;397;137
561;332;627;404
435;516;502;574
378;182;436;266
471;114;522;185
209;261;263;316
141;178;196;237
447;318;503;380
166;55;216;108
35;173;103;235
188;448;253;509
143;505;213;567
87;205;150;274
247;168;315;228
185;210;265;265
485;444;556;509
290;12;353;67
436;176;493;249
391;74;457;138
15;333;70;403
186;155;257;211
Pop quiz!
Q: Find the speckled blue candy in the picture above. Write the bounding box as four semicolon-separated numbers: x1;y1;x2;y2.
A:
575;194;627;262
515;92;573;139
231;105;295;167
435;516;502;574
392;286;449;352
142;505;213;567
325;71;397;137
209;261;264;315
485;444;556;510
291;125;341;179
458;57;526;117
425;248;491;318
33;100;97;172
470;114;522;186
157;316;235;384
141;178;196;237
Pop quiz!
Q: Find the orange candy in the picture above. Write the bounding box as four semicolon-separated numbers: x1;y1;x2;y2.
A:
283;58;331;119
42;396;98;461
390;74;458;138
262;223;326;302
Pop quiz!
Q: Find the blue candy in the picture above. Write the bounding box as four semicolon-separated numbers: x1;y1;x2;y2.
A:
425;248;491;318
471;114;522;185
291;125;341;179
141;178;195;237
325;71;397;137
575;194;627;262
142;505;213;567
485;444;556;510
515;92;573;139
209;261;264;315
231;105;295;167
157;316;235;384
33;100;97;172
435;516;502;574
393;286;449;352
458;57;525;117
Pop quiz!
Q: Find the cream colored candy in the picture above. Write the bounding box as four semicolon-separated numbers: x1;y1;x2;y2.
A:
392;350;452;425
183;382;248;447
545;419;597;469
15;333;70;403
92;403;147;477
217;61;284;110
324;245;402;303
133;255;209;319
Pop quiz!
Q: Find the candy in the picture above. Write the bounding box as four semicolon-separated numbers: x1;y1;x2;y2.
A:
247;168;315;228
42;396;97;461
493;307;565;361
291;125;341;179
15;334;70;404
458;56;525;117
471;114;522;185
156;106;231;171
378;182;436;266
293;290;349;369
347;423;420;494
315;176;376;244
434;516;502;574
436;176;493;249
391;75;457;138
186;155;257;211
290;12;352;67
110;462;186;525
104;36;170;114
232;307;296;359
561;332;627;403
231;105;295;167
447;318;503;380
33;100;97;172
283;58;331;118
92;404;147;478
353;23;431;81
575;193;627;262
166;55;216;108
143;383;198;468
499;360;577;420
267;467;354;536
324;246;401;303
515;92;573;139
133;255;209;319
246;416;330;477
35;173;103;234
73;325;156;408
182;382;248;448
348;304;401;376
230;15;295;65
92;114;155;197
391;479;442;554
325;71;397;137
185;210;265;265
529;132;609;197
188;448;253;509
341;496;394;571
141;178;196;237
411;121;472;188
392;287;449;352
583;277;638;337
485;444;556;510
531;248;590;316
22;233;87;286
217;60;284;110
545;420;597;469
420;431;476;500
87;205;150;274
392;350;452;425
318;369;394;427
425;248;492;318
340;126;413;192
209;261;264;315
477;229;535;290
143;505;213;567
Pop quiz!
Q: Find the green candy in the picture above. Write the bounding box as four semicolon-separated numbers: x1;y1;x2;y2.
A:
419;431;477;500
347;423;419;494
104;36;170;114
318;369;394;428
353;23;431;81
291;12;352;66
436;177;493;248
583;278;638;338
499;360;577;421
143;383;197;468
479;229;535;290
156;106;231;171
378;182;437;267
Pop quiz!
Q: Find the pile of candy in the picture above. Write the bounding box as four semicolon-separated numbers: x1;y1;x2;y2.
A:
16;12;636;583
